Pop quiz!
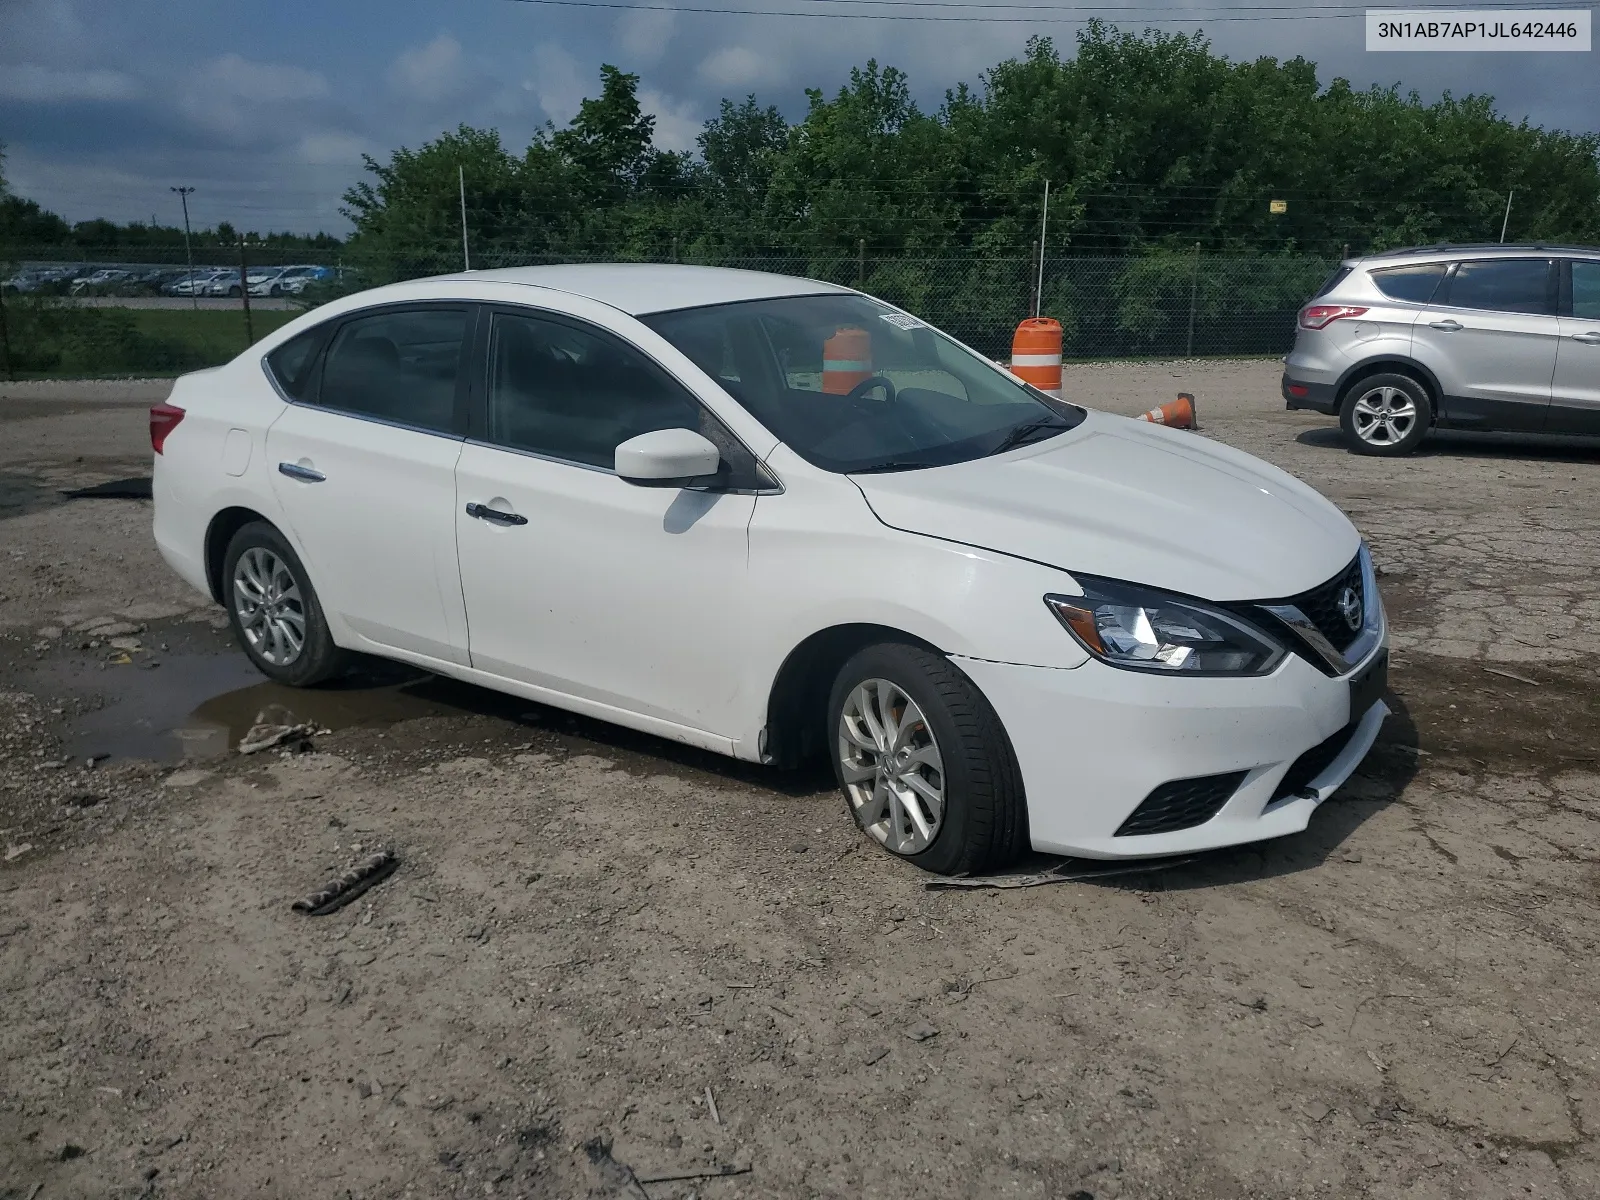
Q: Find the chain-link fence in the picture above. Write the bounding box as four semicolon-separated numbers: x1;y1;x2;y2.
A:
1;246;1336;378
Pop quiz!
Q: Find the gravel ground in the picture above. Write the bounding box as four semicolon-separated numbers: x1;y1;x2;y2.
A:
1;363;1598;1200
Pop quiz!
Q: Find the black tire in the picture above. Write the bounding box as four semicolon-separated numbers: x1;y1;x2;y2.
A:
827;642;1027;875
221;521;349;687
1338;372;1432;456
228;285;241;298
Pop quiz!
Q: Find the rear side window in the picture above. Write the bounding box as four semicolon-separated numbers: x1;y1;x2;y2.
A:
264;329;324;401
1571;261;1600;320
316;308;468;435
1313;266;1353;298
1442;259;1553;315
1369;263;1446;304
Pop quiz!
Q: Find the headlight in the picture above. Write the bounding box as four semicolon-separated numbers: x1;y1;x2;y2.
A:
1045;576;1286;676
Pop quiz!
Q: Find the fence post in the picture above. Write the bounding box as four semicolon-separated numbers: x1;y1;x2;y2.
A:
671;235;679;265
238;241;254;346
857;239;865;287
0;277;13;381
1185;242;1200;358
1028;242;1038;320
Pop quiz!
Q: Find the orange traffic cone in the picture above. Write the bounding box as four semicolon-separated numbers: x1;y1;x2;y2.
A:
1139;393;1198;430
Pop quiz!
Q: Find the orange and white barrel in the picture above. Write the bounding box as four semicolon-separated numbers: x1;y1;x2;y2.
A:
822;327;872;395
1009;318;1063;398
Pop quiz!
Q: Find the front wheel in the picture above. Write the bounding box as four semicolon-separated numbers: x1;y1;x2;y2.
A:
828;642;1027;875
1339;373;1432;456
222;521;349;686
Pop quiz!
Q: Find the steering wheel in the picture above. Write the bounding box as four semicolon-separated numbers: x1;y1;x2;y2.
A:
844;375;897;404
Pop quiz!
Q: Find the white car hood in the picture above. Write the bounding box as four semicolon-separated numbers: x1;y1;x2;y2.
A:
851;410;1359;601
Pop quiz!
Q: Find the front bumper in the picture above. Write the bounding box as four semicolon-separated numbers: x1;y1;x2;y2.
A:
955;644;1388;859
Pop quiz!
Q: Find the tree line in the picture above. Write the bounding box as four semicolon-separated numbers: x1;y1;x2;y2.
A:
340;23;1600;278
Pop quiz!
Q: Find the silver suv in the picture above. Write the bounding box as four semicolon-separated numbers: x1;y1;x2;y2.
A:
1282;243;1600;455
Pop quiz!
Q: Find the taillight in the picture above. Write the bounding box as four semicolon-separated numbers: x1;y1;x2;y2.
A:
1299;305;1368;330
150;404;186;454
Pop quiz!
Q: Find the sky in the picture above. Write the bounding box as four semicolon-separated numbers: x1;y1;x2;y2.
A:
1;0;1596;236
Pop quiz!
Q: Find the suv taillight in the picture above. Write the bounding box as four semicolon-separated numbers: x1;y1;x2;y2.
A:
150;404;186;454
1299;305;1368;331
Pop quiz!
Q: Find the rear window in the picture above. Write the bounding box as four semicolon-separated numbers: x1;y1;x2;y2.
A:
1313;266;1353;298
264;328;324;401
1369;263;1447;304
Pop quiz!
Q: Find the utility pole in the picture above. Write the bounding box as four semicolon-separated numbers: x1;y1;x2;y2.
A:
171;186;197;309
1034;181;1051;318
458;166;471;272
857;239;866;288
1499;189;1515;243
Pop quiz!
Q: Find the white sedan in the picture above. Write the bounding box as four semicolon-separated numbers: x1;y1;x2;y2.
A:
151;265;1388;873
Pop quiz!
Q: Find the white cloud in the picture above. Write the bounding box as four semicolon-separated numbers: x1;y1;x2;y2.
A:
0;64;141;102
179;53;333;143
640;88;702;154
525;42;586;125
390;34;464;102
697;46;768;90
617;10;677;65
198;53;330;102
298;132;370;166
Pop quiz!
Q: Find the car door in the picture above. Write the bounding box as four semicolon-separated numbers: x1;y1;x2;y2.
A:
1549;259;1600;435
1410;257;1559;431
454;306;761;745
265;303;473;666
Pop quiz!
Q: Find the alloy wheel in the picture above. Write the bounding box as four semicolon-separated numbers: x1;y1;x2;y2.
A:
232;547;307;666
1350;385;1417;446
837;678;946;855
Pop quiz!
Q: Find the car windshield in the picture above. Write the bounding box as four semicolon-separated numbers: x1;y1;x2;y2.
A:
641;293;1084;473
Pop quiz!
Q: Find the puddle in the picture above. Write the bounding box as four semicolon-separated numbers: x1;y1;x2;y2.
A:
0;472;64;521
41;649;499;764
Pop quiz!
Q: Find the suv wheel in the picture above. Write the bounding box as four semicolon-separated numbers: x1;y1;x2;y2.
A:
828;642;1026;875
222;521;349;686
1339;373;1431;456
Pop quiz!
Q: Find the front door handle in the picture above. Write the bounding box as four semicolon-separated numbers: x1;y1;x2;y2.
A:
465;502;527;526
1427;319;1463;332
278;462;325;482
1572;330;1600;345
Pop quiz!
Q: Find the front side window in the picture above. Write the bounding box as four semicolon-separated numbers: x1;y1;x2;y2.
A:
1571;261;1600;320
642;294;1084;473
487;311;703;469
1370;263;1445;303
1443;259;1553;315
317;308;467;434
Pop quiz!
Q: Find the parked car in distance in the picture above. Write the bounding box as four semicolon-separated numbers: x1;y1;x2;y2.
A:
1283;243;1600;454
153;265;1389;874
165;269;232;297
69;268;134;294
248;265;331;297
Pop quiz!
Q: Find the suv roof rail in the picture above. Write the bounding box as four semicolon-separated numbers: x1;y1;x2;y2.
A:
1365;241;1600;258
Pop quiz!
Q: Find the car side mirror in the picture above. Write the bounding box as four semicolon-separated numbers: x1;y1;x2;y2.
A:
615;428;723;488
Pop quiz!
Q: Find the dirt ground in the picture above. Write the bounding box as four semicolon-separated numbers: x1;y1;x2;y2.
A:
2;365;1598;1200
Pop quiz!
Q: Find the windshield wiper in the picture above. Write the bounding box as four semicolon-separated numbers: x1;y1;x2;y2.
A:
847;460;939;475
987;416;1074;457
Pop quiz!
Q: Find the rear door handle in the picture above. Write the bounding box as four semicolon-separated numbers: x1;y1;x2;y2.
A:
1427;319;1463;332
278;462;325;482
1573;331;1600;345
465;502;527;526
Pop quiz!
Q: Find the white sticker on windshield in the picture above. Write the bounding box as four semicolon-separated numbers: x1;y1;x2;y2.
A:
878;313;925;330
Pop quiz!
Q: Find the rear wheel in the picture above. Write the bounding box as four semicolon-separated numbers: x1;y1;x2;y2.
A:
222;521;349;686
1339;372;1431;456
828;642;1026;875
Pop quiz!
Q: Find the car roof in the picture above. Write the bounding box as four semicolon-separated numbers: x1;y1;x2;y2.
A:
1360;242;1600;264
429;263;854;315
